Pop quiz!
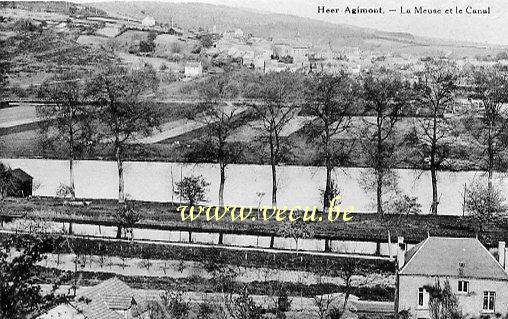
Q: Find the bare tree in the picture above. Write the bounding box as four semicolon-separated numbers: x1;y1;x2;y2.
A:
360;69;410;215
414;59;459;215
250;71;302;206
466;66;508;197
38;71;98;200
277;211;315;255
336;258;361;314
303;72;359;210
313;294;337;319
187;73;243;206
87;64;160;203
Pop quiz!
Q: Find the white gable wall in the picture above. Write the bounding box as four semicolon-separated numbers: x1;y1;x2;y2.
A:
398;275;508;319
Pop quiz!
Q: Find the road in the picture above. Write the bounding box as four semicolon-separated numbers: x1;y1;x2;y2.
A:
0;103;40;128
0;229;393;261
133;103;248;144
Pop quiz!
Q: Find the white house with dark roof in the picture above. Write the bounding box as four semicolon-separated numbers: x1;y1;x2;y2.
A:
141;16;155;27
396;237;508;319
184;61;203;77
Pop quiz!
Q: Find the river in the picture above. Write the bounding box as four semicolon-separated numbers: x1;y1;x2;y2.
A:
1;158;507;216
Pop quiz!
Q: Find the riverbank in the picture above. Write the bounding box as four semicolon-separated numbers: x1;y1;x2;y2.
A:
1;197;507;245
3;158;506;215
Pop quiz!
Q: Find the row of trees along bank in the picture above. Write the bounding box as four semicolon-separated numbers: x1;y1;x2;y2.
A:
7;60;508;218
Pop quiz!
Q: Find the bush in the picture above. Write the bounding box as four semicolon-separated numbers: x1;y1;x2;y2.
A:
161;290;190;319
174;175;210;206
465;181;506;232
56;183;74;199
386;194;422;215
276;289;291;312
230;288;263;319
197;300;216;319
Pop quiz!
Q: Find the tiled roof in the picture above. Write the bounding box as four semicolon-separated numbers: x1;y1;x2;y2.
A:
80;277;134;310
40;278;149;319
400;237;508;280
38;304;84;319
72;299;123;319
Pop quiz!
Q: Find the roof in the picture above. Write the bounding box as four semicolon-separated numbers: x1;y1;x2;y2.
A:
37;304;84;319
12;168;33;182
185;61;202;68
75;278;147;319
39;278;149;319
71;299;123;319
400;237;508;280
80;277;137;310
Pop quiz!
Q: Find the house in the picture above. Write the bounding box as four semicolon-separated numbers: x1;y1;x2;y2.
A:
396;236;508;319
141;16;155;27
38;277;149;319
11;168;32;197
222;28;244;40
292;45;309;59
184;61;203;77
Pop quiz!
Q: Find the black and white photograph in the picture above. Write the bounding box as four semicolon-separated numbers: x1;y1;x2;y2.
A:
0;0;507;318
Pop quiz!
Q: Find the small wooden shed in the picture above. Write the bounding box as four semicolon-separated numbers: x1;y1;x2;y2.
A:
11;168;33;197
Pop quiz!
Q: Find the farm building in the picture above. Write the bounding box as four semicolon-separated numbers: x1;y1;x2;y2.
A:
11;168;33;197
396;236;508;319
184;61;203;77
141;16;155;27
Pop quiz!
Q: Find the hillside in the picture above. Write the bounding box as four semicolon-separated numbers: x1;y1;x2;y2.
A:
91;1;505;56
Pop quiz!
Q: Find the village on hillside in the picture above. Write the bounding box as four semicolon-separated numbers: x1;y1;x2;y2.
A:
1;1;508;319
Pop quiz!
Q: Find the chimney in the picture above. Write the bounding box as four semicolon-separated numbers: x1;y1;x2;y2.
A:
397;236;406;270
499;241;506;268
506;248;508;272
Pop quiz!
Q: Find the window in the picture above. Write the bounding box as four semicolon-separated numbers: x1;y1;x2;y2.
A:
418;287;424;306
457;281;469;293
483;291;495;311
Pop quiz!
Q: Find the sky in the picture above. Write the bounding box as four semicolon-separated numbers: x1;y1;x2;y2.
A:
80;0;508;45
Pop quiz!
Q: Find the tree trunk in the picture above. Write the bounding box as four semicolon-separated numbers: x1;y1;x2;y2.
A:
116;143;125;203
376;114;384;216
430;166;438;215
323;128;332;211
324;164;332;211
269;132;277;207
342;280;351;313
430;114;438;215
69;157;75;200
116;226;122;239
69;127;76;200
376;171;383;216
487;119;494;215
271;162;277;207
219;162;225;207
